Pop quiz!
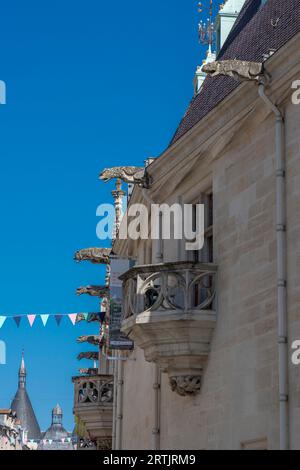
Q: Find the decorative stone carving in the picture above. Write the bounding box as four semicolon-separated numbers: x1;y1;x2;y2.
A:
73;375;113;448
74;247;112;265
96;437;112;451
75;377;113;405
99;166;151;188
77;335;102;346
202;60;263;81
76;312;105;323
77;351;99;361
169;376;202;397
76;285;109;298
120;261;218;396
122;261;217;319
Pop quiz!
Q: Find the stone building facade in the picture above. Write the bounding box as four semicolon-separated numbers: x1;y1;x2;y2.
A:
0;410;23;450
109;0;300;450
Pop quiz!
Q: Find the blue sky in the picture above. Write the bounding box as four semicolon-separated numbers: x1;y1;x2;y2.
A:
0;0;221;431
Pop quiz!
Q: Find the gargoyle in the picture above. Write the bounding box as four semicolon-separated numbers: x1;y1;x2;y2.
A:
76;285;109;298
74;247;112;265
75;312;106;323
99;166;151;188
202;60;264;82
77;335;102;346
77;352;99;361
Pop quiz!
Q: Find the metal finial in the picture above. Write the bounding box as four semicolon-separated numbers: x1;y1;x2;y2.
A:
198;0;216;50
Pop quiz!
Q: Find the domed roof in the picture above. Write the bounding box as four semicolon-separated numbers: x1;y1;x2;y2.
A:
43;404;68;440
43;424;69;440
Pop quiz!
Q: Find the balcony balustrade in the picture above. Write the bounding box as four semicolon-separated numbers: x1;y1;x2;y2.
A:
120;261;217;397
73;374;113;450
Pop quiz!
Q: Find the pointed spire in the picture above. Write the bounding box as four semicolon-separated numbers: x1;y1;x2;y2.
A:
11;352;42;440
19;350;26;388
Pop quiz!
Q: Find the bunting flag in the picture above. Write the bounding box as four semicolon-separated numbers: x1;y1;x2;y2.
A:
68;314;77;325
27;315;36;327
40;314;50;326
13;316;21;328
55;314;63;326
0;312;106;328
26;437;78;444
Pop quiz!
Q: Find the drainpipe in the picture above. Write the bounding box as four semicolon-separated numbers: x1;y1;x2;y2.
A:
112;359;118;450
258;83;289;450
142;188;162;450
115;351;124;450
152;364;161;450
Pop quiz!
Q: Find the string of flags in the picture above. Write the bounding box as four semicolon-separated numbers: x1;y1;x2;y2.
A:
0;312;106;329
27;437;76;445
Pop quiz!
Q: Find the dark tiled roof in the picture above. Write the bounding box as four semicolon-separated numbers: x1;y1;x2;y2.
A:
11;388;42;440
170;0;300;145
10;356;42;440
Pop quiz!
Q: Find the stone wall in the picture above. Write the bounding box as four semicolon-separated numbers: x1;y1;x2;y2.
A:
120;79;300;450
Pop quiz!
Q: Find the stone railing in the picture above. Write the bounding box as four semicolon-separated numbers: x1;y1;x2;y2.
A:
73;375;113;407
120;262;218;397
121;261;217;319
72;374;114;450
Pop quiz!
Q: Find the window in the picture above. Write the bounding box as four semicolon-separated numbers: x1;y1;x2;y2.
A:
191;191;214;307
193;191;214;263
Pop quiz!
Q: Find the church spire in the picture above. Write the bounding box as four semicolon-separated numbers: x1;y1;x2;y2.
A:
18;351;26;388
11;352;42;440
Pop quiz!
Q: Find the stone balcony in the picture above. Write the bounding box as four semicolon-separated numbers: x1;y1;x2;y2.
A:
120;261;217;397
72;374;114;450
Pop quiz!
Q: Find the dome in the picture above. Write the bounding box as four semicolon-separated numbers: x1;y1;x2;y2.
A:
43;424;69;440
38;404;73;450
43;404;68;440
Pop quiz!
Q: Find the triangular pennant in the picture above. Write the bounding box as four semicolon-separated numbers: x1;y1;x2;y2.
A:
55;315;63;326
48;439;53;445
61;438;65;443
40;314;50;326
68;314;77;325
0;316;6;329
13;316;22;327
27;315;36;327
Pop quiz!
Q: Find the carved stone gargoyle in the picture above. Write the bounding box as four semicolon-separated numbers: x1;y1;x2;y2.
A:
77;335;102;346
77;351;99;361
99;166;151;188
75;312;106;323
74;247;112;265
76;285;109;298
202;60;264;82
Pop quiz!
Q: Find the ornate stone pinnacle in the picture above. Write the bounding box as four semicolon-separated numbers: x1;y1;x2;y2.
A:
169;376;202;397
111;179;125;240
